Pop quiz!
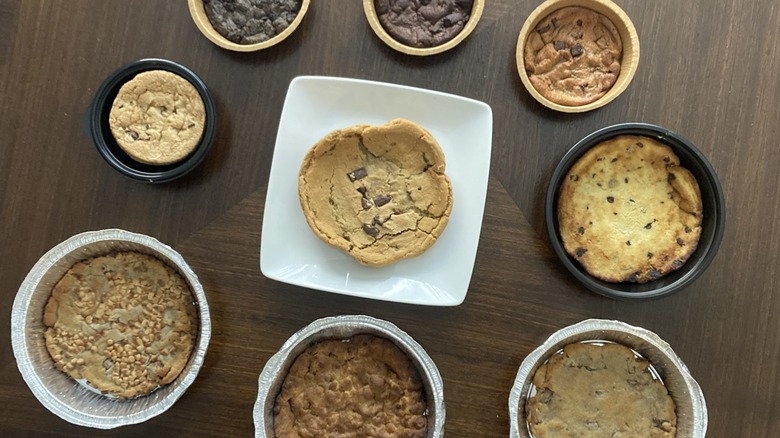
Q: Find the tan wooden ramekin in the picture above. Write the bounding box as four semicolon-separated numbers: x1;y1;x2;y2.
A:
188;0;310;52
516;0;639;112
364;0;484;56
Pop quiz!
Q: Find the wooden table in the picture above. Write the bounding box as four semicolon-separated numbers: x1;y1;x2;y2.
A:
1;1;778;436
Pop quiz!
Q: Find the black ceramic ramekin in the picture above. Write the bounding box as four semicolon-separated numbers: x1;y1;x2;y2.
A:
86;58;217;183
545;123;726;300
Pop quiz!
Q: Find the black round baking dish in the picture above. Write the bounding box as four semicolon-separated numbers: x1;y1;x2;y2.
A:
86;58;217;183
544;123;726;300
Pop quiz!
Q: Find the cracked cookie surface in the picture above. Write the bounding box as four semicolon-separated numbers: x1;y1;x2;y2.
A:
526;342;677;438
298;118;453;267
109;70;205;165
558;135;702;283
42;251;198;399
524;6;622;106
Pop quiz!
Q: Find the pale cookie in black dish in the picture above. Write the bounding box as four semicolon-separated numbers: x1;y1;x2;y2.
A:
524;6;622;106
109;70;206;166
202;0;302;44
88;58;217;183
298;118;453;267
374;0;474;48
545;123;725;300
526;342;677;437
558;135;703;283
42;251;198;400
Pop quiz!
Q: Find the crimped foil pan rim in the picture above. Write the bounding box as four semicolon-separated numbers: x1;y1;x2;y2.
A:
253;315;445;437
11;229;212;428
508;319;707;438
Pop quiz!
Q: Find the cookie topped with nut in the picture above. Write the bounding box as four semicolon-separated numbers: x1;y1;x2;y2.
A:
298;118;453;267
108;70;206;165
558;135;703;283
42;251;198;399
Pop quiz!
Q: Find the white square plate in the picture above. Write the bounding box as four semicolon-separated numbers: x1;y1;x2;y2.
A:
260;76;493;306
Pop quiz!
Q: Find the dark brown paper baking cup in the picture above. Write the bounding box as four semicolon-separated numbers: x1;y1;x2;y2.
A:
544;123;725;300
86;58;217;183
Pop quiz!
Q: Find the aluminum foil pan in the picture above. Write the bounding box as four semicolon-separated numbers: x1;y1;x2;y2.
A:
11;229;212;428
254;315;444;437
509;319;707;438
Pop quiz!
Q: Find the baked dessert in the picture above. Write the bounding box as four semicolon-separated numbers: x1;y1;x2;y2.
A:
526;342;677;437
558;135;703;283
202;0;303;44
374;0;473;48
43;251;198;399
524;6;622;106
298;118;453;267
273;334;428;438
109;70;206;165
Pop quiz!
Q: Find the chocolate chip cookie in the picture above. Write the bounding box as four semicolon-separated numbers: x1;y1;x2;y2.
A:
558;135;703;283
298;118;453;267
43;251;198;399
526;342;677;437
524;6;622;106
109;70;206;165
374;0;473;48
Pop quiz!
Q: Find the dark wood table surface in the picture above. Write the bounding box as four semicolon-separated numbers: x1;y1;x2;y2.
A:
2;1;778;436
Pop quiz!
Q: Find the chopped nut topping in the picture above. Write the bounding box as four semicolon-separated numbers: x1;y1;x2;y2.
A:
42;251;198;399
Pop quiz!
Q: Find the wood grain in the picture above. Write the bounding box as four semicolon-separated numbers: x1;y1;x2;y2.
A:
1;0;778;436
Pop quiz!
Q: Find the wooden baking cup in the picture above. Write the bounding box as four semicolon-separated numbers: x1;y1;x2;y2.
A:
516;0;639;112
364;0;484;56
188;0;310;52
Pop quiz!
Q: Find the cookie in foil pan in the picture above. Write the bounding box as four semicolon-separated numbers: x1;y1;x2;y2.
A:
254;315;444;437
11;229;211;428
508;319;707;438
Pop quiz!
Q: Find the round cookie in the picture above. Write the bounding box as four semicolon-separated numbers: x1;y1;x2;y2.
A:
524;6;622;106
273;334;427;438
298;118;453;267
42;251;198;399
374;0;474;48
558;135;703;283
109;70;206;165
526;342;677;437
203;0;303;44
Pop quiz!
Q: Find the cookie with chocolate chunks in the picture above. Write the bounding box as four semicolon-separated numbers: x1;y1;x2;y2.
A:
298;118;453;267
524;6;623;106
557;135;703;283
